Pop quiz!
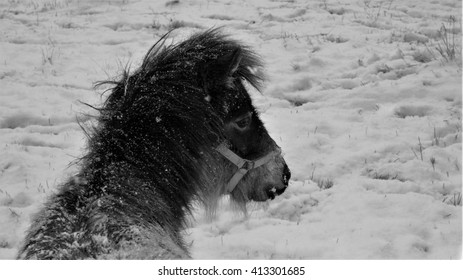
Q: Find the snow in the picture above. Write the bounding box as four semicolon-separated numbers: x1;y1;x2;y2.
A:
0;0;461;260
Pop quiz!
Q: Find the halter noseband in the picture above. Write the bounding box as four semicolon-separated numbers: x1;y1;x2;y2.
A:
215;143;281;193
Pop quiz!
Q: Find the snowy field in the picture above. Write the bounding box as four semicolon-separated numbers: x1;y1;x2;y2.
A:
0;0;461;260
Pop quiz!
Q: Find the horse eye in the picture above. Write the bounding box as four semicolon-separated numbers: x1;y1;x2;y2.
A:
234;114;252;129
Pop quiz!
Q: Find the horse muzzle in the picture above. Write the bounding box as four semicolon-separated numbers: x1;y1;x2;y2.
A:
215;143;290;200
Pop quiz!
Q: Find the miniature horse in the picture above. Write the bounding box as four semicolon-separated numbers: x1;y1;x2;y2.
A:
18;29;290;259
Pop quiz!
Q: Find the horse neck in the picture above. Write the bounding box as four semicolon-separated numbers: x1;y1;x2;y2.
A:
78;151;194;231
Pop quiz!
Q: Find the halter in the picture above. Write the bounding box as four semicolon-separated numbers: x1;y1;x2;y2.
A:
215;143;281;193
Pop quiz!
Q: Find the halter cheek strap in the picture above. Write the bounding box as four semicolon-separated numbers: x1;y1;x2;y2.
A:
215;143;280;193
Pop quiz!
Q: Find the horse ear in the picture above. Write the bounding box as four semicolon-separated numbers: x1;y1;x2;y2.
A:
200;48;242;97
220;48;242;77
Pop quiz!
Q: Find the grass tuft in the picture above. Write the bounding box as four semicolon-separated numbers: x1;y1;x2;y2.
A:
443;192;462;207
435;16;461;64
167;20;202;30
313;177;334;190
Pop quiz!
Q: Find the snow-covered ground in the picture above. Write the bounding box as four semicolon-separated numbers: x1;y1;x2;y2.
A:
0;0;461;259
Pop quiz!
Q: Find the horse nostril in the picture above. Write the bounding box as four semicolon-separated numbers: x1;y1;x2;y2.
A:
282;164;291;185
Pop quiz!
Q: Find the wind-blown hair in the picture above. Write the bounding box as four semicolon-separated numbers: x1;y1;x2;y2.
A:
87;27;266;217
18;29;275;259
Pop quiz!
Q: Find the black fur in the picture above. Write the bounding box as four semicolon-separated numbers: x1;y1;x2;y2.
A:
18;29;267;259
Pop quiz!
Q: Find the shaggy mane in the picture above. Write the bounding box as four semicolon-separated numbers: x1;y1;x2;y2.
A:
86;28;265;226
18;28;270;259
